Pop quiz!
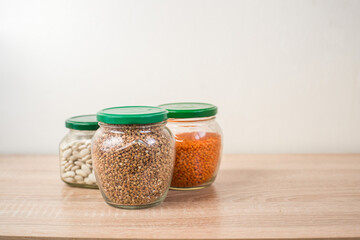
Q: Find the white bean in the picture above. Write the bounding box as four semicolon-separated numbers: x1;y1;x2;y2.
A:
81;164;91;175
74;142;82;149
64;162;71;168
79;149;90;158
81;155;91;161
78;144;86;150
64;171;75;177
76;169;87;177
64;177;75;183
88;173;96;183
72;150;79;158
65;165;72;171
75;161;83;166
71;166;80;171
62;148;72;159
84;177;93;185
74;175;83;182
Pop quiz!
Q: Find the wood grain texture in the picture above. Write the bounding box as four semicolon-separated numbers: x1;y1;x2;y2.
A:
0;154;360;239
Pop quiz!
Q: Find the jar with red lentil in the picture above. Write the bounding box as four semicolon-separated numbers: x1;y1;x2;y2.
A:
92;106;175;209
159;102;223;190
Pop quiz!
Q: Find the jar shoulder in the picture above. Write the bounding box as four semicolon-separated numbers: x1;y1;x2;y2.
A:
60;130;95;147
166;119;222;136
92;126;174;149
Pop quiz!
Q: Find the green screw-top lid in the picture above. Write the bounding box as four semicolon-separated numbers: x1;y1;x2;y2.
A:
65;114;99;131
159;102;218;118
97;106;168;125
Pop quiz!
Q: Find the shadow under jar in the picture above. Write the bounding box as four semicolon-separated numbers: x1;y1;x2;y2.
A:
92;106;175;209
159;102;223;190
59;115;99;188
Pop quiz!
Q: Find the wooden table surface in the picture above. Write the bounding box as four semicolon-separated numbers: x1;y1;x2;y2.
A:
0;154;360;239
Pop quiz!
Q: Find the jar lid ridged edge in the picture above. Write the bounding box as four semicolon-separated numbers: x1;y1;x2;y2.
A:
159;102;217;118
97;106;168;125
65;114;99;131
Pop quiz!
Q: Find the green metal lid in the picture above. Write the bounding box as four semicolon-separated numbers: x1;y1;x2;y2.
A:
159;102;218;118
65;114;99;131
97;106;168;125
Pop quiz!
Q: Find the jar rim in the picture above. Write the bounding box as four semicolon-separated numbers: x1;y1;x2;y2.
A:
167;116;216;123
97;106;168;125
99;120;167;128
65;114;99;131
159;102;217;118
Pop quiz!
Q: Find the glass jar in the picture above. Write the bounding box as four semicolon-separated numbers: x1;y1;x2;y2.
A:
59;115;99;188
159;102;223;190
92;106;175;209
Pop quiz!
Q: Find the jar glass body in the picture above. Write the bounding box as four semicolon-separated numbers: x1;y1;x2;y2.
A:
59;129;97;188
167;116;223;190
92;121;175;209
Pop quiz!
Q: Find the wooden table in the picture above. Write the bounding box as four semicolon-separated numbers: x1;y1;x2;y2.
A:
0;154;359;239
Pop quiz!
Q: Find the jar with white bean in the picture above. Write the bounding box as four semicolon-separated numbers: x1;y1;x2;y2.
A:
59;115;99;188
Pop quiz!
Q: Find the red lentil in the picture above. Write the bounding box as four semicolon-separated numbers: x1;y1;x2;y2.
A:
171;131;222;188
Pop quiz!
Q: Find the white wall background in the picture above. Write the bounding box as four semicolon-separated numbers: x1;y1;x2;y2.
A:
0;0;360;154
